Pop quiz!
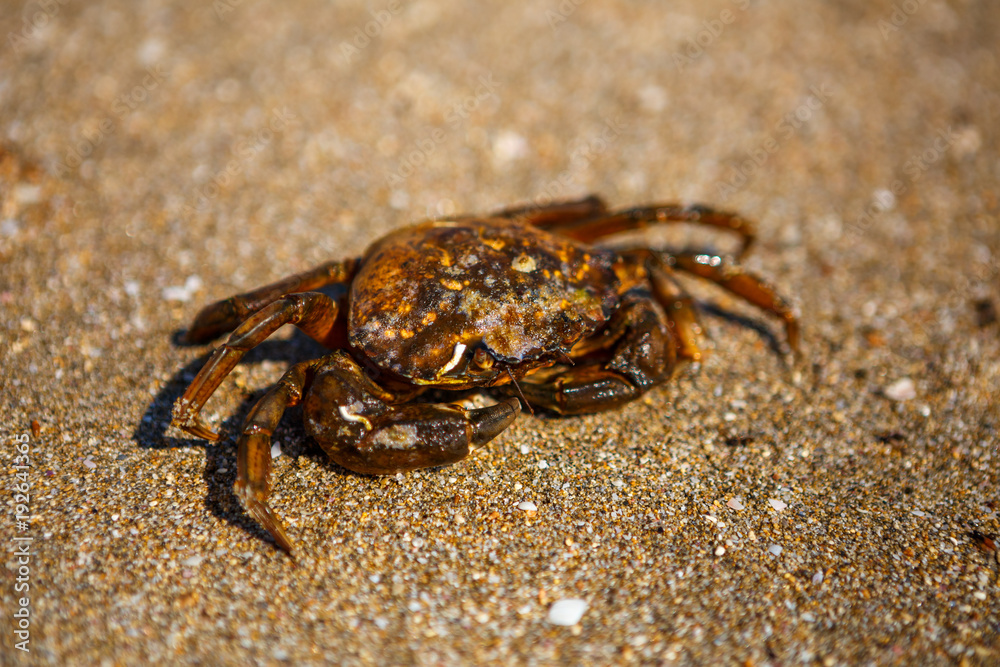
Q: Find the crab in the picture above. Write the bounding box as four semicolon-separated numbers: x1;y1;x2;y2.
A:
172;195;799;555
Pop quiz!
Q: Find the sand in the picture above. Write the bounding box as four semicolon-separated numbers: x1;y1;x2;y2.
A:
1;0;998;664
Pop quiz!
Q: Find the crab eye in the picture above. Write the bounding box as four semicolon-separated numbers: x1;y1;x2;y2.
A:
472;346;494;370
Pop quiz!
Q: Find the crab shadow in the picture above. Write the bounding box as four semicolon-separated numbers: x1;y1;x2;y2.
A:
133;326;375;552
699;301;789;359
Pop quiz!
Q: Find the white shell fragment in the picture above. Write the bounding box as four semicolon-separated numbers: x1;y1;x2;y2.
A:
511;253;537;273
517;501;538;511
884;378;916;401
547;598;588;626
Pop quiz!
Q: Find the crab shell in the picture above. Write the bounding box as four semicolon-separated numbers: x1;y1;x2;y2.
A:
348;218;623;387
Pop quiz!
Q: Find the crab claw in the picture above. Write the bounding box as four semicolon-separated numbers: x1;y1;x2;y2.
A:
469;397;523;449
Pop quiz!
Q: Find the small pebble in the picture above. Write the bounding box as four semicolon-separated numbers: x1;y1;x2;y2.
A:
517;501;538;511
492;130;528;164
538;460;549;469
715;545;726;556
162;275;203;303
884;378;916;401
727;497;745;511
547;598;588;626
768;544;783;556
769;498;788;511
812;570;824;585
182;555;205;567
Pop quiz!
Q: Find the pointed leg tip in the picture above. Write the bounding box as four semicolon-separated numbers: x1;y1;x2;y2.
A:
171;417;221;442
180;330;206;345
240;494;296;557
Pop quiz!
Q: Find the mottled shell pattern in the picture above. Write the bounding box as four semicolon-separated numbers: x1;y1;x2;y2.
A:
349;218;622;387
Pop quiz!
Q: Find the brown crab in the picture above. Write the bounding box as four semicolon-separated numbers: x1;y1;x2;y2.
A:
172;195;798;554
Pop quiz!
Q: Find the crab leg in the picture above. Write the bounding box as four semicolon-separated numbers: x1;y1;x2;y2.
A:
543;201;757;258
184;258;360;343
172;292;340;441
517;288;677;415
644;259;706;362
492;194;608;227
233;350;520;554
669;251;800;353
234;359;321;555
